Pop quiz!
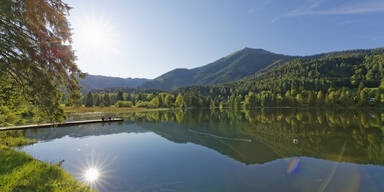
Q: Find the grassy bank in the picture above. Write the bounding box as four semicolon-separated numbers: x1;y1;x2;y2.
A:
0;132;93;192
0;133;36;147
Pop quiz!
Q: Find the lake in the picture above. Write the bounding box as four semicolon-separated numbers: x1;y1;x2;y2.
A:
13;109;384;191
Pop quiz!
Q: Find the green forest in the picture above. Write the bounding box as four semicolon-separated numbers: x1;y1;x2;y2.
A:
70;49;384;114
2;48;384;126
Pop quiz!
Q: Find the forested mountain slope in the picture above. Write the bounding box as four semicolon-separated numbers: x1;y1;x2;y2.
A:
77;48;384;109
140;48;293;90
232;48;384;93
80;74;149;92
176;48;384;107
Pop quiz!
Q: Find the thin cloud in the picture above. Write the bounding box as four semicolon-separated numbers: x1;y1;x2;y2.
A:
273;0;384;22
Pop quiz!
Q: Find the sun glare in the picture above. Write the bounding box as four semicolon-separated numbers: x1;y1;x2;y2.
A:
84;167;100;183
76;152;111;190
84;24;109;48
73;13;118;54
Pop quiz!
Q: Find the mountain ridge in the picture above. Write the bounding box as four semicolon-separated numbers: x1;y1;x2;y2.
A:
80;74;149;92
82;47;384;92
140;47;294;90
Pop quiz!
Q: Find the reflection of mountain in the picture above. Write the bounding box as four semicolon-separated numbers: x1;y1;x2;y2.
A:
24;122;148;141
139;121;281;165
135;109;384;166
22;109;384;166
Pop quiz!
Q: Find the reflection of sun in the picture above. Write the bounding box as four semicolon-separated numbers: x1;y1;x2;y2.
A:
84;167;100;183
76;151;113;190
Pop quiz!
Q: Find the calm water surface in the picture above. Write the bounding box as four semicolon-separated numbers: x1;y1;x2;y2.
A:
15;109;384;191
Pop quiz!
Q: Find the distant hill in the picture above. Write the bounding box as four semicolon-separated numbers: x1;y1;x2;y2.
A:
228;48;384;93
81;48;384;95
80;74;149;92
140;48;294;90
172;48;384;108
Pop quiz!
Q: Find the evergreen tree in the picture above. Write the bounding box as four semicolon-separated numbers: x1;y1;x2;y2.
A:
85;92;94;107
117;91;124;101
95;95;101;106
103;94;111;107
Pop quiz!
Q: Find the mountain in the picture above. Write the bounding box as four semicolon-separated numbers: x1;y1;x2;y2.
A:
172;48;384;108
140;48;294;90
80;74;149;92
229;48;384;93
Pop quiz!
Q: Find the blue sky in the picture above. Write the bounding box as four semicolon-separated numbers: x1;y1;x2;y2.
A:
65;0;384;79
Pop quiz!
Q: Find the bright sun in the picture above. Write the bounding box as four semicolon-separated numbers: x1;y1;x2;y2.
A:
73;14;117;53
84;167;100;183
83;24;109;49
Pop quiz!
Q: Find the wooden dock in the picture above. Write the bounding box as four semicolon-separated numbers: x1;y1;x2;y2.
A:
0;119;124;131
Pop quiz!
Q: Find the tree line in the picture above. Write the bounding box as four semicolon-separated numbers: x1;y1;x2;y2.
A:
57;50;384;111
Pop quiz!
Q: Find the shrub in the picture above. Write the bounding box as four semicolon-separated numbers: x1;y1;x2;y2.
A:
135;101;155;108
115;101;133;108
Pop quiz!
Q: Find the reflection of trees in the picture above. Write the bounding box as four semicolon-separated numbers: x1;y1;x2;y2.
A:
243;109;384;165
22;123;147;140
124;109;384;165
139;121;280;164
14;109;384;165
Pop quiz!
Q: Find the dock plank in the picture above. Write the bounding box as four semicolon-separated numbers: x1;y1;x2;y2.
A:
0;119;123;131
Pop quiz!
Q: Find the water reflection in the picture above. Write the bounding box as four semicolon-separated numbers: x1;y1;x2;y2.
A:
11;109;384;191
17;109;384;165
130;109;384;166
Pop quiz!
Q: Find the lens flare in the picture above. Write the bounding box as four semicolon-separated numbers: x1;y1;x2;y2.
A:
84;167;100;183
318;143;347;192
287;158;300;174
76;150;113;191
